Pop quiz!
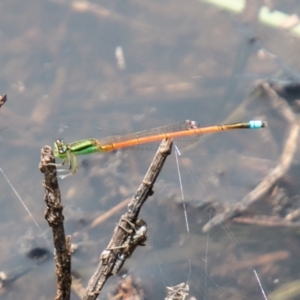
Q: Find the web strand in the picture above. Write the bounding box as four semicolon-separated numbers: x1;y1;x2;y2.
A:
174;144;189;233
0;167;49;246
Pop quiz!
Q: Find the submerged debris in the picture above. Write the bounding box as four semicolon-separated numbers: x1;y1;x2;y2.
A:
165;283;189;300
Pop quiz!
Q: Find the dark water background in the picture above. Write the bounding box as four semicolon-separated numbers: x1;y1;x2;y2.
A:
0;0;300;299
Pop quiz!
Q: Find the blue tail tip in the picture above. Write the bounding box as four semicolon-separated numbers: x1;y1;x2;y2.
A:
249;120;267;129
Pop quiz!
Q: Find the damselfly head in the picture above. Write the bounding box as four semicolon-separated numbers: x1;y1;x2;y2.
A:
54;139;68;158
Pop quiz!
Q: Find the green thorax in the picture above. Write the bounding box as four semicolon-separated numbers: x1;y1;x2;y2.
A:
54;138;102;158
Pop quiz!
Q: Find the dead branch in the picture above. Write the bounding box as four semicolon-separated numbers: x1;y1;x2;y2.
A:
39;146;72;300
83;138;173;300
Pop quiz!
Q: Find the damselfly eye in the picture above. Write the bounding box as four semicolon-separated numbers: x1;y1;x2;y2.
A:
55;139;67;154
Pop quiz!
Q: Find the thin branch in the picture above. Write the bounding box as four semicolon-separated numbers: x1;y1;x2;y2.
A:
232;215;300;227
39;146;72;300
165;283;190;300
0;94;7;109
90;197;131;228
83;138;173;300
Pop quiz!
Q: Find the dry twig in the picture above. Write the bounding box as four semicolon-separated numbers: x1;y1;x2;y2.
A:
39;146;72;300
0;94;7;109
165;283;189;300
83;138;173;300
